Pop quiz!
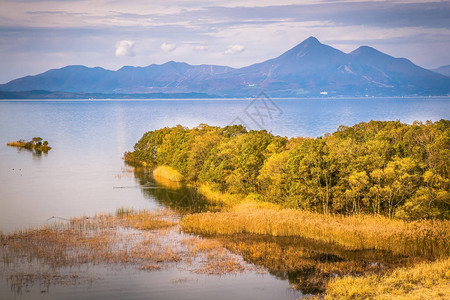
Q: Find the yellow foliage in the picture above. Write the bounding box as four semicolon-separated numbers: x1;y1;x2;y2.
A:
153;175;183;189
197;184;242;207
6;141;27;147
324;258;450;299
153;165;184;182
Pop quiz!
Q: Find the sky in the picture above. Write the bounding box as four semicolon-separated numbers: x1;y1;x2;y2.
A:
0;0;449;83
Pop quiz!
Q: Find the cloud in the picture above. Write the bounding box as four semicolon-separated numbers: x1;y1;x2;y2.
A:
161;42;177;53
224;44;245;54
115;40;135;57
193;45;209;51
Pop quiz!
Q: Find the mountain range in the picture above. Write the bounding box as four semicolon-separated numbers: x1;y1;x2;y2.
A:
1;37;449;98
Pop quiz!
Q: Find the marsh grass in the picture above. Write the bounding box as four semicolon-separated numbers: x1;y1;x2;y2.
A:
153;165;184;182
153;175;183;189
182;205;450;259
197;184;243;208
322;257;450;299
115;208;177;230
1;209;258;294
215;234;425;294
181;236;253;275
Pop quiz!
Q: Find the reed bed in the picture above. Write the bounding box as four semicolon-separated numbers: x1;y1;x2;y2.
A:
153;165;184;182
153;175;183;189
181;236;253;275
115;208;177;230
217;234;427;294
1;209;258;293
182;206;450;259
197;184;244;208
219;237;387;294
6;141;27;147
322;257;450;299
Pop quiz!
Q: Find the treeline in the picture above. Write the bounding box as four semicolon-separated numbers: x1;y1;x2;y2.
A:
124;120;449;220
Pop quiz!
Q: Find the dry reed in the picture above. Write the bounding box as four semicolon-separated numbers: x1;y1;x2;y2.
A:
182;205;450;259
322;257;450;299
1;209;257;294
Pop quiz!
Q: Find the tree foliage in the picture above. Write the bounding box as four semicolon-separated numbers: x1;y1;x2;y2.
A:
125;120;450;220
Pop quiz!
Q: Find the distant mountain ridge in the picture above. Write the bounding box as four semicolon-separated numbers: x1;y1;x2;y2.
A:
431;65;450;77
1;37;449;97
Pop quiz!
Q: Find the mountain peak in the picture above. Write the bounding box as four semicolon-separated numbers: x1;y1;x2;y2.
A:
351;46;382;55
274;36;345;64
303;36;320;45
281;37;324;56
293;36;322;50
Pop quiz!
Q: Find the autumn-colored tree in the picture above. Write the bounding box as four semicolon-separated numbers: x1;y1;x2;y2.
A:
125;119;450;220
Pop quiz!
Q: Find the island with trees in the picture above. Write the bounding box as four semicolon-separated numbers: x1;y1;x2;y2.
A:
7;137;51;153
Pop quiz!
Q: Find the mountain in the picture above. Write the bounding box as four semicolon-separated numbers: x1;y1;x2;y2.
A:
346;46;450;96
0;62;233;94
1;37;449;97
204;37;351;96
431;65;450;77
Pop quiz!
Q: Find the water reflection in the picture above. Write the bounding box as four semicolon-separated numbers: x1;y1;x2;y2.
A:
129;166;426;294
131;166;223;214
12;146;48;160
216;235;424;294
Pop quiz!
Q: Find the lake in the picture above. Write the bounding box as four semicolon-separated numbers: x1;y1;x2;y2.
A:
0;97;449;299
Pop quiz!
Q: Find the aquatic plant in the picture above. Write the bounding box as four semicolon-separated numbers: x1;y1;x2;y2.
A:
1;209;257;294
182;205;450;259
322;257;450;299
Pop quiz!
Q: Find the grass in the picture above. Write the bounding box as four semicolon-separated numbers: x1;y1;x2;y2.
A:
182;203;450;259
322;257;450;299
215;234;420;294
0;209;259;294
6;141;28;147
153;165;184;182
196;184;246;208
115;207;177;229
153;175;183;189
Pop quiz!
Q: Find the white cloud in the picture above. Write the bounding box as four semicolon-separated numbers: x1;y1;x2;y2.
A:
161;42;177;53
224;44;245;54
115;40;135;57
193;45;209;51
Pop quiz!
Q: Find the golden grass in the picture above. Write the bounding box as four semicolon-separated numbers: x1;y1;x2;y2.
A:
182;204;450;259
153;165;184;182
181;236;253;275
1;209;257;293
115;207;177;230
153;175;183;189
218;235;391;294
197;184;244;207
322;257;450;300
6;141;27;147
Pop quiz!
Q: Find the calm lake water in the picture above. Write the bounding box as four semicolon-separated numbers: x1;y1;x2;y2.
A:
0;97;449;299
